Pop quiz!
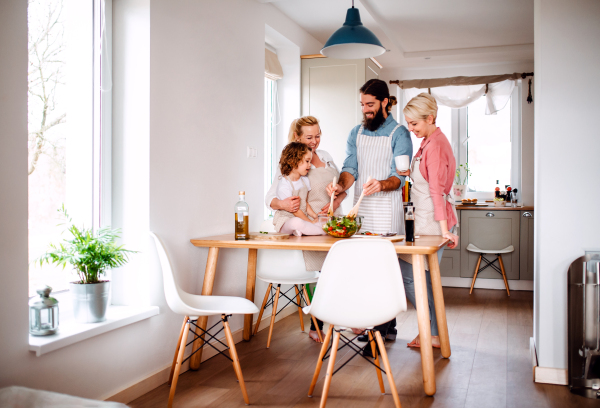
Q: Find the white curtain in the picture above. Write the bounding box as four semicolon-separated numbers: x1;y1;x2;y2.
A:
403;79;515;115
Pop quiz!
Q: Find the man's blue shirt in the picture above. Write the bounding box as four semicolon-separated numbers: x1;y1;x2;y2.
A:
341;114;413;189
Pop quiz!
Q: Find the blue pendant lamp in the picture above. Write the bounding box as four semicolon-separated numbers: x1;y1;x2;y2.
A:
321;1;386;59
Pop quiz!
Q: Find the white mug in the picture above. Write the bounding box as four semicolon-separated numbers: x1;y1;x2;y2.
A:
395;155;410;172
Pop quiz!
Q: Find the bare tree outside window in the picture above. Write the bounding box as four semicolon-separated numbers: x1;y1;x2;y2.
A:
28;0;69;295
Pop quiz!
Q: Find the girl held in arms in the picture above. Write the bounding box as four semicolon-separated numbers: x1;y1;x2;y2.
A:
272;142;326;236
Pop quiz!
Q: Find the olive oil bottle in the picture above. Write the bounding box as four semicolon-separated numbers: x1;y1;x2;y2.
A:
234;191;249;240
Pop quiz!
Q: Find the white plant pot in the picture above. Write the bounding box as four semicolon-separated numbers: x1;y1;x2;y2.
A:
70;281;111;323
453;184;467;200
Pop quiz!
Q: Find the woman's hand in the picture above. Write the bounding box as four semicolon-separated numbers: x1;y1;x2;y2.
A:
443;231;459;249
277;196;300;213
397;169;411;177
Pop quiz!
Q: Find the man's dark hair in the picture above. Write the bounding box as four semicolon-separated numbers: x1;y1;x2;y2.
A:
360;79;397;114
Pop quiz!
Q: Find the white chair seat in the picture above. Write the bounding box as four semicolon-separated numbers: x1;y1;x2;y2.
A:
178;293;258;317
466;243;514;254
257;270;320;285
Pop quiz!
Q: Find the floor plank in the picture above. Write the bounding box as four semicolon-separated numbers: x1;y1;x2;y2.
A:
129;288;592;408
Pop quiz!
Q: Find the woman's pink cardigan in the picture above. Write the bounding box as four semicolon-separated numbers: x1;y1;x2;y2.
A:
414;128;457;230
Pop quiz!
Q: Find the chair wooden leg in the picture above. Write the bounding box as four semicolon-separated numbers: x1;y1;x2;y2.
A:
295;285;305;332
267;285;281;348
223;316;250;405
253;283;272;336
303;286;323;342
375;331;402;408
169;316;189;385
320;330;341;408
469;254;482;294
308;324;333;396
368;330;385;394
497;255;511;296
168;320;190;408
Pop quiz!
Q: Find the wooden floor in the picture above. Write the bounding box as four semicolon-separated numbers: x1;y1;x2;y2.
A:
130;288;594;408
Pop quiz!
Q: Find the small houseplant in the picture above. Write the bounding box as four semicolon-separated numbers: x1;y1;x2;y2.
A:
453;164;472;199
37;206;136;323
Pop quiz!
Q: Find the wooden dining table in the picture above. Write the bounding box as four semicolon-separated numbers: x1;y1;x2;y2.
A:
189;234;450;396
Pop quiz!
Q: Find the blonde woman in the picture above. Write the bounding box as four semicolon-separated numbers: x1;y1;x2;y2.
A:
265;116;347;342
397;93;459;348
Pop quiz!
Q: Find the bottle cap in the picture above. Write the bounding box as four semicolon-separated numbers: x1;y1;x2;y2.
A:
239;191;245;195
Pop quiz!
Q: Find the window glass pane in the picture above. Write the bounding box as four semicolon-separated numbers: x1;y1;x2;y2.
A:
264;78;275;219
466;96;511;192
28;0;95;296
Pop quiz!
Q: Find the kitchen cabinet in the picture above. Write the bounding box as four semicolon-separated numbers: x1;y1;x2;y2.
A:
519;210;534;280
440;212;461;277
459;210;521;280
301;56;381;213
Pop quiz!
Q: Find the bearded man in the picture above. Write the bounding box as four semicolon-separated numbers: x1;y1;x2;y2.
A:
327;78;412;355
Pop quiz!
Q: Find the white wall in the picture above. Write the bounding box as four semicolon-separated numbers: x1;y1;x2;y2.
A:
0;0;321;401
381;62;535;206
533;0;600;370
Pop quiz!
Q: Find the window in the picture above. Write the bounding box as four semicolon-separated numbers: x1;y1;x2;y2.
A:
28;0;110;296
264;77;277;219
464;95;512;192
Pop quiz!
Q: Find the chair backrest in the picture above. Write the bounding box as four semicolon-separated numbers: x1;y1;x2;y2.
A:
259;219;276;233
149;232;191;315
256;249;313;280
309;239;407;328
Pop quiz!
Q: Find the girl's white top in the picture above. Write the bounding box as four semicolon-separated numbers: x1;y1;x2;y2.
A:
276;176;311;200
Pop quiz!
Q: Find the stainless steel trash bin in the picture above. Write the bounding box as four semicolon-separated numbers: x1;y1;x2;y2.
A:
568;251;600;398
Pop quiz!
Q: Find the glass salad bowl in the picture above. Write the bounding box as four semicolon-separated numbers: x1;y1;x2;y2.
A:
322;216;363;238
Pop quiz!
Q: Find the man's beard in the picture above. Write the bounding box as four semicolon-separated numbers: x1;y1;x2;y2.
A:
362;106;386;132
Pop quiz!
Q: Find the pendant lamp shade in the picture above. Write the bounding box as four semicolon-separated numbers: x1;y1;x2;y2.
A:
321;7;386;59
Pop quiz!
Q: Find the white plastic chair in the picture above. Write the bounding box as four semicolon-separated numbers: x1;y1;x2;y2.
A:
150;232;259;407
466;243;514;296
254;249;323;347
303;239;407;408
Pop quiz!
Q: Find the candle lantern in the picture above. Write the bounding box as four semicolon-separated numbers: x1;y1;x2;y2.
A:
29;286;59;336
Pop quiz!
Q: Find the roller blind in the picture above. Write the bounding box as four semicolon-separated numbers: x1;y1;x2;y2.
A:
265;48;283;80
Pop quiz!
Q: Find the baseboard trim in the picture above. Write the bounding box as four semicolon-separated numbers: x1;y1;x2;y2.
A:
534;366;568;385
529;337;568;385
441;277;533;291
104;304;298;404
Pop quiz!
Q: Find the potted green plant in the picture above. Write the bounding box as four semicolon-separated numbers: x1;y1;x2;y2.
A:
37;206;136;323
454;163;472;200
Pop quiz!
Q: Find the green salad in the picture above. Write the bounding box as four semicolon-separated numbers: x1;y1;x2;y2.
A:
322;216;360;238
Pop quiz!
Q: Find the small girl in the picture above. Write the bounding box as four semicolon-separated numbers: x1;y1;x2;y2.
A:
272;142;326;236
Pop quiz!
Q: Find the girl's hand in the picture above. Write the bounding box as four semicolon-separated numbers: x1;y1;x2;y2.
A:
397;169;411;177
443;231;459;249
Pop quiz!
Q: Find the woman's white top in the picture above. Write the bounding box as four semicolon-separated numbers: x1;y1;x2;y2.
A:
276;176;311;200
265;149;339;211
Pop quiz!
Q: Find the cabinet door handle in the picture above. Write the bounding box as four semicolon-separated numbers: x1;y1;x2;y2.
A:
486;212;495;217
522;212;532;218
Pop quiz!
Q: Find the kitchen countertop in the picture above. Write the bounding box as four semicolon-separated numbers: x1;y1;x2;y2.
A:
455;205;534;211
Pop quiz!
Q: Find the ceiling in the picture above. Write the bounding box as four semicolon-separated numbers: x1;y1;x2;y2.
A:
261;0;534;70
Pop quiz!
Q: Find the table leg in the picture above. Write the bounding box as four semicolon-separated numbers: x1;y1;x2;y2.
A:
428;252;451;359
412;253;436;396
243;248;258;341
189;247;219;370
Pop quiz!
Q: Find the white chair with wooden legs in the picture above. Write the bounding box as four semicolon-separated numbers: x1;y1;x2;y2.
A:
150;232;259;408
466;243;513;296
303;239;407;408
254;249;323;347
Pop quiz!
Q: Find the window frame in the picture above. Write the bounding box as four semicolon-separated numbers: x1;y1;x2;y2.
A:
264;77;277;219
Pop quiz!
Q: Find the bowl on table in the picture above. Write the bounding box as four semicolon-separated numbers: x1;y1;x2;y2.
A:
322;216;363;238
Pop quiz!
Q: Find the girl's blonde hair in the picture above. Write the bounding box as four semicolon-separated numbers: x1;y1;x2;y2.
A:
403;93;438;124
287;116;320;142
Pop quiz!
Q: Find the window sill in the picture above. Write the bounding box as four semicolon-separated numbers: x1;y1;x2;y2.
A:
29;305;159;356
